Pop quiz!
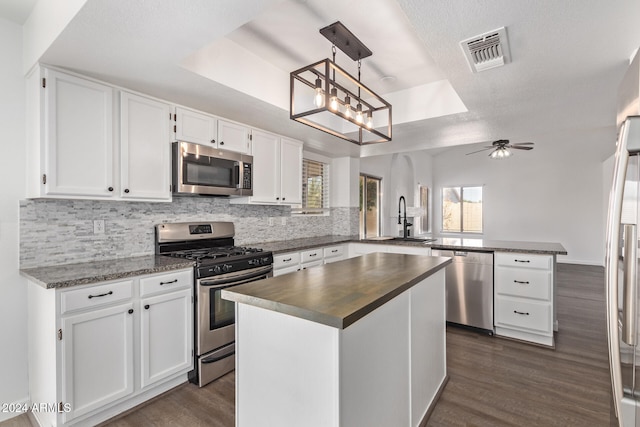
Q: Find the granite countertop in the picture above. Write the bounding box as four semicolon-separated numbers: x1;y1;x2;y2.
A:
428;238;567;255
20;256;195;289
222;253;451;329
256;235;567;256
257;235;356;254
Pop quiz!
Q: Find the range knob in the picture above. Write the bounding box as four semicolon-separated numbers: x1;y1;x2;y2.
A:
213;265;222;274
261;257;271;265
222;264;232;272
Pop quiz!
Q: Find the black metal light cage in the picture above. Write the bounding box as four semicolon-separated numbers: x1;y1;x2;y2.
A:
290;58;392;145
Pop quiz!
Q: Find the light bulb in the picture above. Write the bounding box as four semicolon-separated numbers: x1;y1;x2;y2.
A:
344;95;352;118
314;78;323;108
355;103;363;124
329;88;338;111
366;112;373;129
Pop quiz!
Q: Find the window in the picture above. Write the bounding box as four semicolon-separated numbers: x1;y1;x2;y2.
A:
442;186;483;233
297;158;329;214
360;174;381;238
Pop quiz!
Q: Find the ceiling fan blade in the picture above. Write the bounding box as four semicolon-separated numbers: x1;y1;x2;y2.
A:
510;146;534;150
466;147;494;155
511;142;534;146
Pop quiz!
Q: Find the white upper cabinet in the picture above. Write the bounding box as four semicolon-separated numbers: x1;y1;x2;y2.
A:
280;137;303;205
251;129;280;203
120;92;172;201
174;108;250;154
41;68;116;198
174;107;217;146
217;119;251;154
249;130;302;205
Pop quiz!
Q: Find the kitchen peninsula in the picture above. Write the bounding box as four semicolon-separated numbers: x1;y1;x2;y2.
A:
222;252;451;427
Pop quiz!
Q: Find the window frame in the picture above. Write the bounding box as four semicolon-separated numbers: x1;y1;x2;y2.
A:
360;174;382;238
441;185;484;234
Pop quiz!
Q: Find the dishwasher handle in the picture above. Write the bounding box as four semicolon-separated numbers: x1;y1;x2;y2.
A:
453;251;468;257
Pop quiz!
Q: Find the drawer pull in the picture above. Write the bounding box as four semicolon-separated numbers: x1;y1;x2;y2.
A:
88;291;113;299
514;310;530;316
514;259;530;263
160;279;178;286
309;253;317;257
283;258;292;262
514;280;530;284
331;249;338;253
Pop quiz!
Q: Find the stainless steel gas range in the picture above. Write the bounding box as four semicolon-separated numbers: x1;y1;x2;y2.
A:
155;222;273;387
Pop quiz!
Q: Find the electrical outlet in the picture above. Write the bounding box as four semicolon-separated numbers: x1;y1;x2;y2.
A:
281;217;287;226
268;218;275;226
93;220;105;234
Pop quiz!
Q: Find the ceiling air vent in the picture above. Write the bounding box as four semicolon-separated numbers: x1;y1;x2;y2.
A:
460;27;510;73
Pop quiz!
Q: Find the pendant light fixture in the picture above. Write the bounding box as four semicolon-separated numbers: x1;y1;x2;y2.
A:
290;21;392;145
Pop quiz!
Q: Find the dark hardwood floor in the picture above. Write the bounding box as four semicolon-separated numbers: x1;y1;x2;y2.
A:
2;263;614;427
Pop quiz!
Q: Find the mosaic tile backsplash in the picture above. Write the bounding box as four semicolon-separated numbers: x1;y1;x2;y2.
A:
20;198;359;268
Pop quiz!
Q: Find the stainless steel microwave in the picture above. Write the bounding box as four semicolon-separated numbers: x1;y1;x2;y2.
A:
172;141;253;196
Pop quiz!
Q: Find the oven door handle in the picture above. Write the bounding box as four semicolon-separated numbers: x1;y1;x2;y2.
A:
199;265;272;288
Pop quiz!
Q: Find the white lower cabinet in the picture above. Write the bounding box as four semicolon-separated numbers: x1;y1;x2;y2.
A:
140;288;193;389
494;252;555;347
61;301;134;422
28;269;193;426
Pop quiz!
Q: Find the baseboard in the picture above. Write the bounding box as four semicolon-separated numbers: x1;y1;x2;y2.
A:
419;375;449;427
0;396;30;422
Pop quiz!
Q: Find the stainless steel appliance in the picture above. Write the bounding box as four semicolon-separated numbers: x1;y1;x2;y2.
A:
155;222;272;387
172;141;253;196
432;249;494;333
606;48;640;427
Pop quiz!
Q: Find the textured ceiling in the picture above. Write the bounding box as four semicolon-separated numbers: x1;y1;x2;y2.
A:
12;0;640;158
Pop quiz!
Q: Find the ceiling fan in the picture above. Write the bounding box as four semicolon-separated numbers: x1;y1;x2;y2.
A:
466;139;534;159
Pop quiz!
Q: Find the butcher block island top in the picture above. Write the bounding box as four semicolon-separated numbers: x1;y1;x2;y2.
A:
222;252;451;329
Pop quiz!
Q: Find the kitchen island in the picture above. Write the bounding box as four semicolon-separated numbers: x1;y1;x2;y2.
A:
222;252;451;427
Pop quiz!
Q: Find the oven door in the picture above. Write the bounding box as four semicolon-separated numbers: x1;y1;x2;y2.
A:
173;141;251;196
196;264;272;354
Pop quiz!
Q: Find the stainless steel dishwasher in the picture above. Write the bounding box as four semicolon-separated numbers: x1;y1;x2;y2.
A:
432;249;494;333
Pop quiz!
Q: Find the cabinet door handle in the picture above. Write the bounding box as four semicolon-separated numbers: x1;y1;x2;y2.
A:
513;280;530;284
220;141;225;145
128;309;134;314
513;310;530;316
282;197;286;201
144;304;150;310
276;197;280;200
124;189;130;194
88;291;113;299
160;279;178;286
108;186;114;192
211;139;215;144
514;259;530;263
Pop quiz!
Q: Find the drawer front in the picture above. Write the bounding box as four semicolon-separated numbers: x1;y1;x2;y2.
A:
495;267;552;301
60;280;133;314
495;252;551;270
140;269;192;297
323;245;345;259
274;252;300;269
301;248;323;264
495;296;552;334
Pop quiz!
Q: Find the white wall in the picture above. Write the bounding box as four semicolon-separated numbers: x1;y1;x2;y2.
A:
360;151;433;236
432;130;611;265
0;17;29;421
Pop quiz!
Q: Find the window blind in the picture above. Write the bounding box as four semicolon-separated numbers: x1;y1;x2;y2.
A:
296;158;330;214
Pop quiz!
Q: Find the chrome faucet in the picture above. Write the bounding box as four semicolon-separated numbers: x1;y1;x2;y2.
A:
398;196;413;239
